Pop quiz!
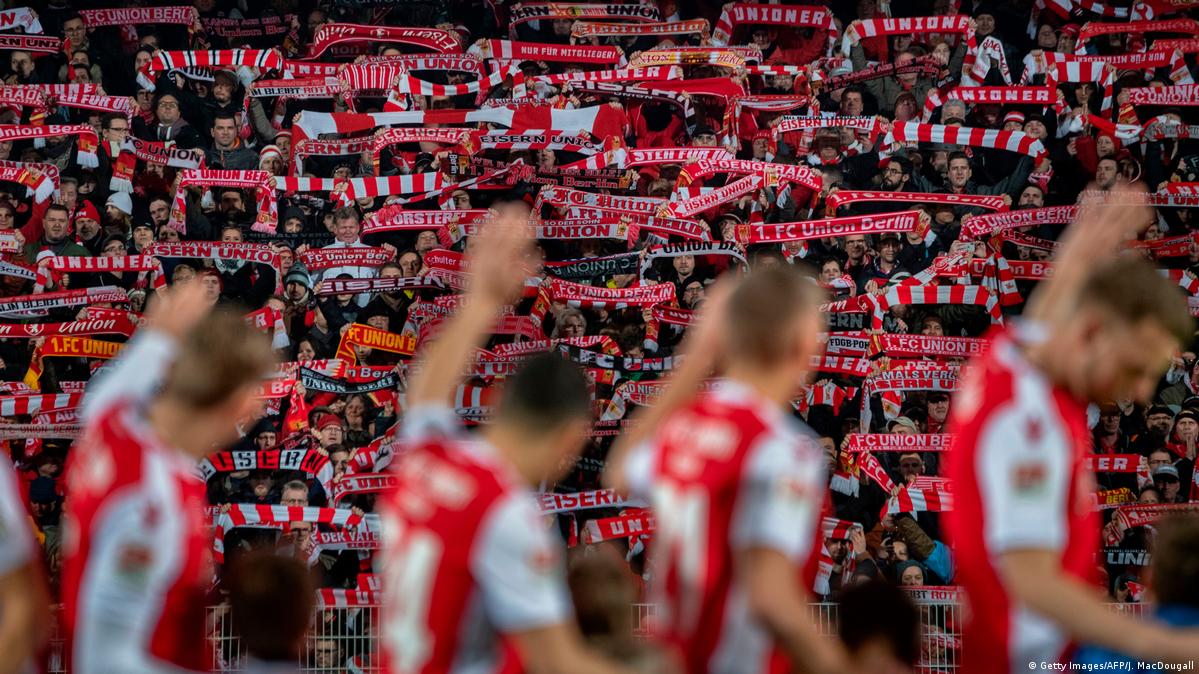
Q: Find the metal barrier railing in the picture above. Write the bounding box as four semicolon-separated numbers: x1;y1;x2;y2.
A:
48;600;1146;673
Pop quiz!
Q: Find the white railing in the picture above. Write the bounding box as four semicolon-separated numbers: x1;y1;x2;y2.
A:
47;600;1147;673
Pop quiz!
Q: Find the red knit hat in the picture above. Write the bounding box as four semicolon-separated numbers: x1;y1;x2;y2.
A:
73;200;100;226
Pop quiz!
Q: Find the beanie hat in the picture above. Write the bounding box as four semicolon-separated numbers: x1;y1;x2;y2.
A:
106;191;132;216
285;263;312;289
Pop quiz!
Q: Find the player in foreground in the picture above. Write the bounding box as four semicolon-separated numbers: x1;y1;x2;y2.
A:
62;282;276;673
0;452;50;674
378;205;636;674
946;185;1199;672
606;265;848;674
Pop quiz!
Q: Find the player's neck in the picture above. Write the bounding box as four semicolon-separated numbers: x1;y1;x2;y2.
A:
725;362;801;408
481;425;545;486
146;401;220;460
1022;338;1085;400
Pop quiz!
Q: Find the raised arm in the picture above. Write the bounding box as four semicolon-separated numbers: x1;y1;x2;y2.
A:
405;207;535;410
1000;549;1199;663
603;280;732;493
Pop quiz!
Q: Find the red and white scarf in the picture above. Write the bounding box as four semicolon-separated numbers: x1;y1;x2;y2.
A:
884;477;954;515
843;16;977;81
468;39;625;65
711;4;836;53
530;278;675;325
297;247;393;271
1127;84;1199;106
959;205;1077;240
0;313;136;338
123;136;205;170
827;190;1007;213
362;207;488;234
510;1;660;30
884;121;1046;162
145;241;281;290
659;174;762;219
628;47;747;69
512;65;681;97
80;6;195;28
138;49;283;90
0;124;98;168
0;8;43;33
572;19;709;40
1076;18;1199;54
677;158;821;190
0;34;59;53
870;333;989;359
214;504;366;562
169;169;277;234
34;255;164;293
0;286;127;318
872;284;1002;329
0;162;54;203
0;392;82;416
309;24;458;58
844;433;953;453
921;85;1054;122
582;510;654;544
737;210;920;244
537;489;638;515
813;516;859;595
330;473;399;504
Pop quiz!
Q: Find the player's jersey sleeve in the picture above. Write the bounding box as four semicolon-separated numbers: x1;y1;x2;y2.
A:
472;493;571;632
975;399;1071;553
731;431;825;560
399;404;464;445
81;329;177;424
0;456;34;575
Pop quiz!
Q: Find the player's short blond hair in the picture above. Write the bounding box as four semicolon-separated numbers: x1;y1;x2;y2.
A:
161;308;276;410
726;265;827;368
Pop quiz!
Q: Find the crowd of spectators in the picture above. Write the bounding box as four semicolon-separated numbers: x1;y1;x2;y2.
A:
4;0;1199;669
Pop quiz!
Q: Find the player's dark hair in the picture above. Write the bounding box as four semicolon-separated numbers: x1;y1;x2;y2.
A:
1150;516;1199;608
837;580;921;666
1077;256;1192;345
227;552;314;661
498;353;592;432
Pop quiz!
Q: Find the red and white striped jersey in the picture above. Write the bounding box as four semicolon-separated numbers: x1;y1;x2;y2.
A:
378;405;570;674
623;380;825;674
946;327;1098;673
62;331;213;674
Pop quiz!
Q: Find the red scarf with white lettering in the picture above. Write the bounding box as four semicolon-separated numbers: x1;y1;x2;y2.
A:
297;247;393;271
309;24;459;58
0;124;98;168
169;169;278;234
33;255;164;293
737;211;920;244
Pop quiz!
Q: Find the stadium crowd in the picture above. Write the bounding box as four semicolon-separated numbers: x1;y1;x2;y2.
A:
1;0;1199;671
